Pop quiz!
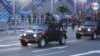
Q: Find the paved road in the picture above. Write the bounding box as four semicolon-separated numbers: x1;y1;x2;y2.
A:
0;26;100;56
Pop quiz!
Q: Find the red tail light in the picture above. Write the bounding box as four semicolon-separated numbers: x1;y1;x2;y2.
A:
42;30;46;35
94;26;97;30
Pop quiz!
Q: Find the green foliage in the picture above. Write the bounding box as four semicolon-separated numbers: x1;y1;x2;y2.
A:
57;5;68;13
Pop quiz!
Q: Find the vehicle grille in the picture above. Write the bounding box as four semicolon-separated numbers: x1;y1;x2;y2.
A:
26;34;34;39
81;28;88;32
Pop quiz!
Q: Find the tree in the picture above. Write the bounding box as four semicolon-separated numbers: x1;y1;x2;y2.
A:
57;5;69;30
57;5;68;14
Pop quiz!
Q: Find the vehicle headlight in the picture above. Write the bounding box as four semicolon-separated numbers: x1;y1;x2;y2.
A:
87;28;91;31
78;28;81;31
23;33;27;36
33;34;37;37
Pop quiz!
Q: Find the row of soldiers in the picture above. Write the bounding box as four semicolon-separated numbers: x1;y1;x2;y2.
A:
21;12;57;25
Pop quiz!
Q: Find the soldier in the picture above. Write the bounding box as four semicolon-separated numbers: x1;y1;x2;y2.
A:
45;12;51;24
33;14;36;24
21;14;24;23
50;14;57;24
28;14;31;25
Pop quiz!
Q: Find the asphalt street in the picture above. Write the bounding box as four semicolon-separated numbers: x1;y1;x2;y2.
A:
0;26;100;56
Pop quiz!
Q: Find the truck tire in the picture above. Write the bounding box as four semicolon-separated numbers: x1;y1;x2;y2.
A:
59;36;66;45
20;40;28;46
76;34;81;39
38;38;46;48
91;33;97;40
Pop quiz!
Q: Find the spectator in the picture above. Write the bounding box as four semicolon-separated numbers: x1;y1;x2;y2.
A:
86;16;91;20
41;14;44;23
35;14;41;23
21;14;24;23
33;14;36;24
28;14;31;25
45;12;51;24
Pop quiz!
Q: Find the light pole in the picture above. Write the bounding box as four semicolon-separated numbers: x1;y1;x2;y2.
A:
12;0;16;34
50;0;58;13
12;0;15;19
51;0;53;13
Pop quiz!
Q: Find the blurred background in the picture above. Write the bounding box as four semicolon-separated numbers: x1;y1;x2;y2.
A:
0;0;99;20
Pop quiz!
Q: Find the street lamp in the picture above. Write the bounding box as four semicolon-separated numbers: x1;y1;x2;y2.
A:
51;0;53;13
11;0;16;34
51;0;58;13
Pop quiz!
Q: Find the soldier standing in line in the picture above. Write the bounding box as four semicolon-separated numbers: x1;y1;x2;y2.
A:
28;14;31;25
41;14;44;23
33;14;36;24
21;14;24;24
45;12;51;24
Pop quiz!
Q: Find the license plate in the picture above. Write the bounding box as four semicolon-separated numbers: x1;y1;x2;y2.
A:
79;32;84;35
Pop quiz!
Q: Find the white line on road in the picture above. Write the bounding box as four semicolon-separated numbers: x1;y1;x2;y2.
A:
66;40;81;43
32;46;68;52
70;50;100;56
35;51;66;56
0;43;20;47
0;40;80;48
0;41;19;44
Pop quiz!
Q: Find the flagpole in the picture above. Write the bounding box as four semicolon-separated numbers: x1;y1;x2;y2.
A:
12;0;16;34
51;0;53;13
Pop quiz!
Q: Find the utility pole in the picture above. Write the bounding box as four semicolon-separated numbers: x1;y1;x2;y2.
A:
51;0;53;13
12;0;16;34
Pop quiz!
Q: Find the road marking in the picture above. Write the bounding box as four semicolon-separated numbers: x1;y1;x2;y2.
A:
0;41;19;44
32;46;68;52
0;43;20;47
35;51;66;56
70;50;100;56
66;40;80;43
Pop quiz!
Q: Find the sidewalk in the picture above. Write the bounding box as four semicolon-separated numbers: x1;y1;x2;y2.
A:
0;23;29;35
0;30;20;36
0;30;20;41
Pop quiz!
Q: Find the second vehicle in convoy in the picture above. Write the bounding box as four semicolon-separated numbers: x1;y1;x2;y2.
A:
76;20;100;40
